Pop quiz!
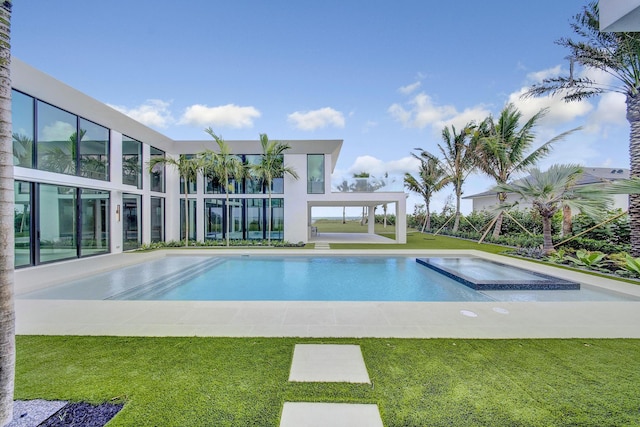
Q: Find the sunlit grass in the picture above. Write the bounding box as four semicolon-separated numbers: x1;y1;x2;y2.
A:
16;336;640;426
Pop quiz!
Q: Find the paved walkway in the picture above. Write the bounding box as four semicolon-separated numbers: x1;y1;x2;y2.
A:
281;344;384;427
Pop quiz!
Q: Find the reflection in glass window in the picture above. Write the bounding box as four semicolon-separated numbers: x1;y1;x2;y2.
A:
122;194;142;250
179;154;197;194
244;155;264;194
37;102;77;175
122;136;142;188
269;198;284;240
150;147;165;192
205;154;244;194
228;198;244;240
79;119;109;181
12;90;34;168
38;184;77;263
205;199;223;240
180;199;197;241
151;197;165;243
14;181;32;267
246;199;264;240
307;154;324;194
80;189;109;256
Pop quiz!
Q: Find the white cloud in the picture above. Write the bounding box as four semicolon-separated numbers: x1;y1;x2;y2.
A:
343;155;420;177
587;91;627;130
388;92;489;131
287;107;345;131
526;65;563;84
179;104;261;128
507;87;593;127
40;121;75;141
362;120;378;133
398;81;421;95
109;99;174;128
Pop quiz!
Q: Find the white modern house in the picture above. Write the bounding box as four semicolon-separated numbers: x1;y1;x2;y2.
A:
11;58;407;269
463;167;630;213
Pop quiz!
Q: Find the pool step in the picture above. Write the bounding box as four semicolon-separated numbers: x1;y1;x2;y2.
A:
107;257;225;300
314;242;330;250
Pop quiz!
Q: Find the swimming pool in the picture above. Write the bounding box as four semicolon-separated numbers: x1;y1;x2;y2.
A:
21;255;636;302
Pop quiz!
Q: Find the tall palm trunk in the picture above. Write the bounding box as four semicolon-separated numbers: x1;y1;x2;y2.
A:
491;193;507;239
0;2;14;424
225;176;230;247
627;93;640;257
266;176;272;246
562;204;572;237
541;214;555;254
423;201;431;232
453;187;462;232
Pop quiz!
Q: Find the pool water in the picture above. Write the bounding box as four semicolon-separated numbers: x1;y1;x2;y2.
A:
20;256;636;302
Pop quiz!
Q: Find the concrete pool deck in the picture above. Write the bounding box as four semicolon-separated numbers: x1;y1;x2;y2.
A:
14;249;640;339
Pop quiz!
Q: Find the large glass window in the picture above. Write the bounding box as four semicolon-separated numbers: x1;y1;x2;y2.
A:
122;136;142;188
12;90;34;168
38;184;77;263
269;198;284;240
122;194;142;250
205;199;224;240
150;147;165;192
79;119;109;181
80;189;109;256
246;199;264;240
205;155;244;194
228;198;244;240
150;197;165;243
244;155;263;194
307;154;325;194
37;102;77;175
179;154;197;194
180;199;197;241
14;181;32;267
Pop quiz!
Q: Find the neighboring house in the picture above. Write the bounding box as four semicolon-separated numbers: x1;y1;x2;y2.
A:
464;167;630;213
11;58;406;269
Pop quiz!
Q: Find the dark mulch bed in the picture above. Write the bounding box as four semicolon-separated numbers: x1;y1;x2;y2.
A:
39;402;123;427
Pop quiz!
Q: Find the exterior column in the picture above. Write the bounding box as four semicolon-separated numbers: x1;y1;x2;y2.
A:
368;205;375;234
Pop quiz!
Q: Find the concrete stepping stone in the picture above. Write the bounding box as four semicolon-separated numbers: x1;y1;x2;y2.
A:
280;402;383;427
289;344;370;383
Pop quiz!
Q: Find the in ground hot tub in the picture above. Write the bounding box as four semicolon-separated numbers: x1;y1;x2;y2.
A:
416;257;580;291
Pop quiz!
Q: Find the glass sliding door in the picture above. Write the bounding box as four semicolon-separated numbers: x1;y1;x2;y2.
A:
228;198;244;240
14;181;32;267
150;197;165;242
205;199;223;240
246;199;264;240
80;189;110;256
180;199;197;241
122;194;142;250
38;184;77;263
269;198;284;240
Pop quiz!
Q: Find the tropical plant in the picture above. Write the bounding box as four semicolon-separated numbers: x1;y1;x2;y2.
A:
415;123;477;231
12;132;31;167
148;153;203;247
564;249;608;269
404;155;448;232
0;2;14;425
618;254;640;276
524;2;640;256
202;129;247;247
545;248;568;264
474;103;578;238
495;164;611;254
249;133;298;245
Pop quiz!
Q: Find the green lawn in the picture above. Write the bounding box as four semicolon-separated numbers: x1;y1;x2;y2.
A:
15;336;640;426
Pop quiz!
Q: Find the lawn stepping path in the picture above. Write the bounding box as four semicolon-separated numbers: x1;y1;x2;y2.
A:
313;241;330;250
281;344;384;426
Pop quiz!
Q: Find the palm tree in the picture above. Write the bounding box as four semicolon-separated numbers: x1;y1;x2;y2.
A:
495;164;610;254
147;154;202;247
0;2;14;425
524;2;640;256
404;155;448;232
202;128;246;247
416;123;477;232
475;104;579;238
250;133;298;245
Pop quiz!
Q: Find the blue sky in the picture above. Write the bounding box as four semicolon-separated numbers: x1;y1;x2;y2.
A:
12;1;630;215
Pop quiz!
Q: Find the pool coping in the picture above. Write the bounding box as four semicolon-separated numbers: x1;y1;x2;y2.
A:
15;249;640;339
